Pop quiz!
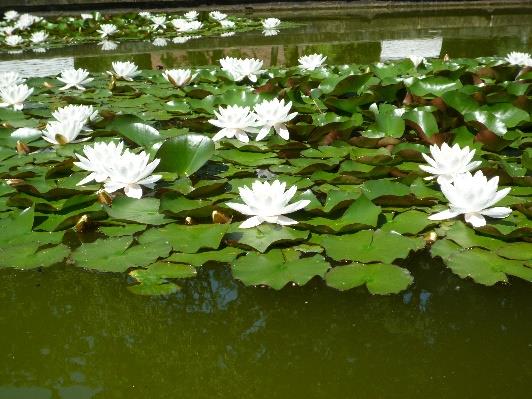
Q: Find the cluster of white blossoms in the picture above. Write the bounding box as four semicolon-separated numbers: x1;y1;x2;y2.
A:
0;71;33;111
505;51;532;67
209;98;297;142
226;180;310;228
74;141;162;199
420;143;511;227
107;61;141;81
298;54;327;71
150;15;167;31
219;57;264;82
97;23;118;38
42;104;98;145
57;68;93;91
209;11;227;21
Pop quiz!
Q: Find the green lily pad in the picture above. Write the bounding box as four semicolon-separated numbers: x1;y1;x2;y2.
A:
325;263;413;294
226;223;309;253
156;134;215;177
105;196;170;225
232;249;330;289
128;262;197;296
165;247;243;266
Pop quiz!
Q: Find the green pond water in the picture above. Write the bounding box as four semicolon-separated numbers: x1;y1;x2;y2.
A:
1;7;532;399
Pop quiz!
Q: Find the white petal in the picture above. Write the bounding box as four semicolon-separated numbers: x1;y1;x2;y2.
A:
464;212;486;227
226;202;255;215
239;216;263;228
428;208;461;221
124;184;143;199
480;207;512;218
275;215;298;225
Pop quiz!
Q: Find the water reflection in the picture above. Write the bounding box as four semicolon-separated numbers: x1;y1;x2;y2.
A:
380;37;443;60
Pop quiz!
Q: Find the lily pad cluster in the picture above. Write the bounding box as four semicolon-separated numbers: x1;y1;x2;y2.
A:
0;54;530;295
0;10;291;52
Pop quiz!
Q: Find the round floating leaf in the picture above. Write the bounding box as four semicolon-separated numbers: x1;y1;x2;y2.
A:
0;242;69;269
409;76;462;97
139;223;229;253
403;109;439;137
165;247;243;266
382;210;435;235
326;263;413;294
496;243;532;261
315;229;425;263
444;221;505;250
105;196;170;225
156;134;215;177
128;261;197;295
107;115;161;148
232;249;330;290
226;223;309;253
445;248;532;286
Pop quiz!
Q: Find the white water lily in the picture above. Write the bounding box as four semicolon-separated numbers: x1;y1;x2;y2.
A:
298;53;327;71
505;51;532;67
171;18;187;30
0;83;33;110
99;40;118;51
104;149;161;199
15;14;41;30
0;71;25;88
177;20;203;32
97;23;118;38
409;55;426;68
262;18;280;29
162;69;196;87
30;31;48;44
209;105;259;142
52;104;98;130
0;26;16;36
429;171;511;227
41;119;87;145
262;29;279;37
227;180;310;228
184;11;199;20
209;11;227;21
220;56;263;82
5;35;23;46
150;15;166;30
57;68;93;90
419;143;481;185
80;13;93;20
138;12;152;19
254;98;297;141
108;61;140;81
220;19;235;29
4;10;19;21
220;31;235;38
74;141;125;185
152;37;167;47
172;35;191;44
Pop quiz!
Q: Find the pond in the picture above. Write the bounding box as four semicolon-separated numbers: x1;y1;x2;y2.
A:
0;5;531;399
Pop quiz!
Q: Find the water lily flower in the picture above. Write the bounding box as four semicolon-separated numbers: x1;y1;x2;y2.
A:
429;171;512;227
138;11;152;19
162;69;196;87
298;53;327;71
178;20;203;32
152;37;168;47
254;98;297;141
52;104;98;130
150;15;166;30
5;35;23;46
262;18;281;29
262;29;279;37
0;71;25;88
74;141;125;185
505;51;532;67
15;14;41;30
4;10;19;21
97;23;118;38
0;26;16;36
108;61;140;81
209;11;227;21
409;55;426;68
30;31;48;44
172;36;191;44
419;143;482;185
226;180;310;228
57;68;93;91
184;11;198;20
220;20;235;29
219;56;263;82
220;31;235;38
104;149;161;199
209;104;259;142
41;119;87;145
99;40;118;51
80;13;93;20
0;83;33;110
171;18;187;30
